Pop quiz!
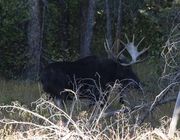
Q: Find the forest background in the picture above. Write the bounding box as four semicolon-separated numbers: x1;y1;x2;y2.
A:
0;0;180;139
0;0;179;81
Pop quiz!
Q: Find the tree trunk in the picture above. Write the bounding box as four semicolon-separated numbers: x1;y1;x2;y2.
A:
79;0;88;56
80;0;96;58
58;0;70;49
26;0;45;81
105;0;112;49
115;0;122;53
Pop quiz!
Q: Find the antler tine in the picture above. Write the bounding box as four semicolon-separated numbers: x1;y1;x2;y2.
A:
132;34;135;44
120;61;136;66
125;34;130;43
136;37;145;48
104;39;110;54
104;39;116;59
117;47;126;58
138;45;150;56
120;58;146;66
120;40;126;47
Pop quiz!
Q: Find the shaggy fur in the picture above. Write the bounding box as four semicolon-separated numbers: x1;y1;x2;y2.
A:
40;56;140;107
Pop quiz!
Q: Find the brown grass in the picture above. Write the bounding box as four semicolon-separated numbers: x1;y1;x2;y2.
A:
0;93;179;140
0;79;41;105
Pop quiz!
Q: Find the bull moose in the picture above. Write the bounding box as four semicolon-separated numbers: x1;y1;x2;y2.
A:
40;35;149;108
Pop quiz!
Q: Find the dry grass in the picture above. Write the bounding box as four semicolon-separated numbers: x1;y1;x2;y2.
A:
0;79;41;105
0;94;179;140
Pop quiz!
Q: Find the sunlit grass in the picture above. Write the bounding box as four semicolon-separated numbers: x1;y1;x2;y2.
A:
0;97;179;140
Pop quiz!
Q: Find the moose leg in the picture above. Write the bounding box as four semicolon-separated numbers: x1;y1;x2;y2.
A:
54;92;70;109
54;96;63;108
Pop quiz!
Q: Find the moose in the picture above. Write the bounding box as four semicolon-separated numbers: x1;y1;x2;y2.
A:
40;35;149;108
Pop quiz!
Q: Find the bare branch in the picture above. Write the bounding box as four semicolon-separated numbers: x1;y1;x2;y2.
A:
150;82;179;111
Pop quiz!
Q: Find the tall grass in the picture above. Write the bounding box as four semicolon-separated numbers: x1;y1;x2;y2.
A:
0;96;179;140
0;79;41;105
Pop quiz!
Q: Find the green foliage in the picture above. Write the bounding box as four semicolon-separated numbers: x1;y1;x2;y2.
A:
0;0;29;78
44;0;79;61
0;0;178;78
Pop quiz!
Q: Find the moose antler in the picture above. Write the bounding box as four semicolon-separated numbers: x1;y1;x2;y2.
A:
104;34;150;66
104;38;126;60
104;39;117;60
120;34;149;66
